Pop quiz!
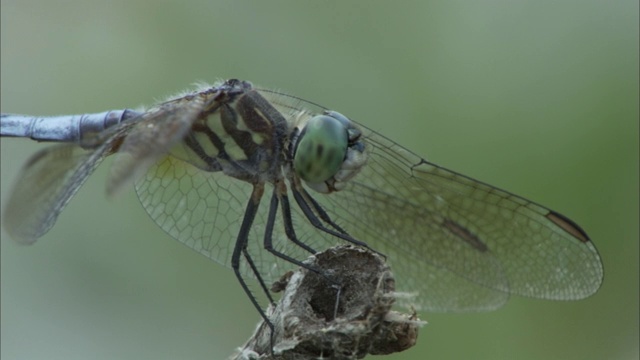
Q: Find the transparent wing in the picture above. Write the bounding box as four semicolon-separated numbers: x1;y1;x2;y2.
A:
1;92;206;245
106;94;209;196
1;128;127;244
3;145;99;243
313;126;603;311
135;155;325;285
264;90;601;310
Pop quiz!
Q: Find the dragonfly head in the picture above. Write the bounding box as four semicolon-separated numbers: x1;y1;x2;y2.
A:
293;110;367;194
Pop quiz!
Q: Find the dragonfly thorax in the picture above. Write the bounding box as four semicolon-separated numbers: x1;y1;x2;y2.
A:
164;83;291;186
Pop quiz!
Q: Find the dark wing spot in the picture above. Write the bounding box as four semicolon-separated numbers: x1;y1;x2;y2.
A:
546;211;590;243
443;219;488;252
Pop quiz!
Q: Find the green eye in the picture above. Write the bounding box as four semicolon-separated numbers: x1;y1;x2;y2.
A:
294;115;348;183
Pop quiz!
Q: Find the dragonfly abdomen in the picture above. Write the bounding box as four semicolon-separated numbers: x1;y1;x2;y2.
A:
0;109;141;145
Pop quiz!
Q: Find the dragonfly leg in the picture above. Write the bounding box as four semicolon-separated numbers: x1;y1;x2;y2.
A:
231;183;276;349
290;184;374;252
301;187;349;235
263;188;324;272
278;192;316;254
265;182;345;319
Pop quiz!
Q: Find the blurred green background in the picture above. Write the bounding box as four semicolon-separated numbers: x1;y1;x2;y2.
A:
1;1;637;359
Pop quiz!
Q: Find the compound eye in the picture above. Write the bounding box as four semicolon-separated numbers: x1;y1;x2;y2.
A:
294;115;348;183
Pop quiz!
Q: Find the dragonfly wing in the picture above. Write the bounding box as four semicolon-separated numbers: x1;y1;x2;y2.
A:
3;143;110;244
2;114;144;244
135;153;342;285
136;155;269;278
107;94;209;196
316;127;603;311
313;153;510;311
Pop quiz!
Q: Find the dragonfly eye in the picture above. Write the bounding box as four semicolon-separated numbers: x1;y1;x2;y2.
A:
293;114;348;184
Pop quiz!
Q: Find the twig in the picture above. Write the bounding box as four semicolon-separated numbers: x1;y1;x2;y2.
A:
230;245;422;360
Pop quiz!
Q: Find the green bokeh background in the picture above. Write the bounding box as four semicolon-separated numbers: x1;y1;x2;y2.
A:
1;1;637;359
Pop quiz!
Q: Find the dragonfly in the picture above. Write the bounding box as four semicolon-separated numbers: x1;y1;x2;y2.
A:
1;79;603;327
